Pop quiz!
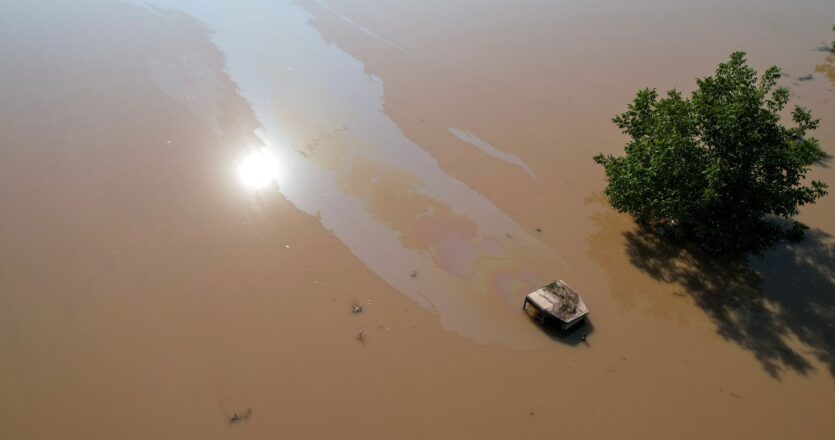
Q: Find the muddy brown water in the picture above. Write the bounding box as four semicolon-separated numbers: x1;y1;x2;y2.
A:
1;0;834;438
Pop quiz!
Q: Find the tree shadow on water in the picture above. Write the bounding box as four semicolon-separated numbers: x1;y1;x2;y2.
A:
625;227;835;378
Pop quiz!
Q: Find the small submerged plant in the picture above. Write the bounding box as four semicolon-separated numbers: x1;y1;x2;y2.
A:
229;407;253;424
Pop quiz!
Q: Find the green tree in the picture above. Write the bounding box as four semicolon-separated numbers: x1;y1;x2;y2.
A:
594;52;828;254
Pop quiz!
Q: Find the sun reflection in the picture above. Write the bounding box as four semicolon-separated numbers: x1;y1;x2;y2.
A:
238;147;281;190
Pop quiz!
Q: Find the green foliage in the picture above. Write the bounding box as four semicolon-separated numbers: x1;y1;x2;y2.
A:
594;52;828;254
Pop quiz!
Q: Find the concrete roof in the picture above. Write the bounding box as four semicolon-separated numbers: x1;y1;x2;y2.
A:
527;280;589;322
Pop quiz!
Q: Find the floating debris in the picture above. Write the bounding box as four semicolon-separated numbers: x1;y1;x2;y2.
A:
229;407;253;424
535;227;543;233
351;303;363;314
545;281;578;314
356;329;366;343
410;270;418;278
798;74;814;81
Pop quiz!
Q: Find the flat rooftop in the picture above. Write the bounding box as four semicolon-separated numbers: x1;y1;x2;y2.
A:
527;280;589;322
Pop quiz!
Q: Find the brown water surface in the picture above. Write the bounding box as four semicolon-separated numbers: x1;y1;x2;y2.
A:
1;0;834;438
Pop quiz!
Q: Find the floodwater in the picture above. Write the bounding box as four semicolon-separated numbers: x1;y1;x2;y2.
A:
1;0;833;438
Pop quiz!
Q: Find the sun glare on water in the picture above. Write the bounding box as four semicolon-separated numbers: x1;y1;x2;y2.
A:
238;147;281;190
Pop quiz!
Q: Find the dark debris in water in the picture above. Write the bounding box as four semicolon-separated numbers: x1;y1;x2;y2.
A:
229;407;253;424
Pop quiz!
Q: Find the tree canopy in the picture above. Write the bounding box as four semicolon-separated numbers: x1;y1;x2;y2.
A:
594;52;828;254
